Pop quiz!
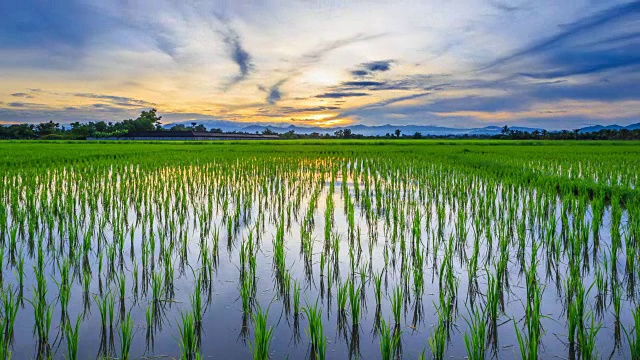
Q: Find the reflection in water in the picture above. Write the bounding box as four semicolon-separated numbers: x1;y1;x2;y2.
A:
0;154;637;359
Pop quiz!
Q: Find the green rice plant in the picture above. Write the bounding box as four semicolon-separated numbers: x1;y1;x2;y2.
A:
151;272;163;306
250;305;274;360
486;272;499;323
240;272;253;316
15;251;24;295
514;292;543;359
373;271;383;307
1;286;19;349
624;306;640;357
379;318;401;360
146;303;153;330
348;279;362;326
577;311;600;359
94;294;109;332
337;281;348;315
192;277;203;327
65;315;81;360
30;282;53;346
612;281;622;322
107;292;116;329
302;301;326;360
463;306;487;360
82;269;91;294
429;321;447;360
293;281;301;315
391;286;403;326
177;311;199;359
120;312;134;360
119;274;126;300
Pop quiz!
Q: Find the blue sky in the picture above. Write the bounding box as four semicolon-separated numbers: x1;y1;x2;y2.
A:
0;0;638;129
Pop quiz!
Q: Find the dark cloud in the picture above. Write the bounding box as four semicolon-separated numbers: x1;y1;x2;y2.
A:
73;93;155;107
315;92;370;99
350;60;394;77
350;70;369;77
517;50;640;79
342;81;386;87
8;102;26;107
484;2;640;70
266;87;281;105
11;93;33;98
219;23;253;89
363;60;393;72
281;106;340;113
259;80;286;105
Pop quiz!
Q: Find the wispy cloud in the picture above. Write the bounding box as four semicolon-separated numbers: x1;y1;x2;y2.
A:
315;92;370;99
219;21;253;89
73;93;156;108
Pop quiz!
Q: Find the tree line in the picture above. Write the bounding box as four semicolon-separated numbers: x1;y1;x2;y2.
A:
1;109;638;140
0;109;225;139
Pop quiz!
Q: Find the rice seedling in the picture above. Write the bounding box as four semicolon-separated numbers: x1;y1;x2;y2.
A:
624;306;640;358
1;286;18;351
390;286;403;327
250;304;274;360
302;301;326;360
373;271;383;307
120;312;134;360
177;310;199;359
379;318;401;360
577;311;601;359
463;306;487;360
65;315;81;360
348;280;362;326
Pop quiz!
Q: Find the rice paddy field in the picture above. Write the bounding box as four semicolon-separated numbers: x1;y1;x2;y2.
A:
0;140;639;360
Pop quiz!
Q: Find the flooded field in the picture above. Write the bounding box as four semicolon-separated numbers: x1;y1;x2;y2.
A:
0;140;639;359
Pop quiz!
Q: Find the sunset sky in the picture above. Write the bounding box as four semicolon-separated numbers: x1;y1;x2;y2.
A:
1;0;639;129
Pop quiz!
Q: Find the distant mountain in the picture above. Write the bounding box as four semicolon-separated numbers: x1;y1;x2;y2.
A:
578;123;640;133
165;120;542;136
165;120;638;136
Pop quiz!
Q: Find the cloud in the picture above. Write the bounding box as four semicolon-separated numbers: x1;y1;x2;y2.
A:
363;60;393;72
483;2;640;71
11;92;33;98
300;34;387;66
342;81;386;87
351;60;394;77
262;33;387;105
315;92;370;99
219;22;253;89
73;93;156;108
259;79;286;105
351;70;369;77
489;1;526;13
